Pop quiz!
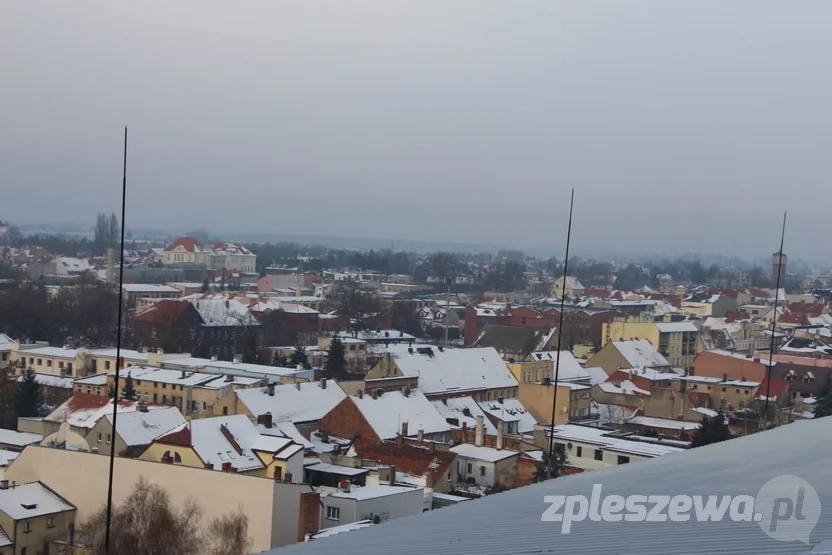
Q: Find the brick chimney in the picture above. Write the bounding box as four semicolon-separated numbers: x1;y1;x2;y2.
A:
204;462;214;470
284;471;293;483
401;422;408;437
417;428;424;442
319;379;327;389
257;413;273;429
221;462;233;472
396;433;403;448
389;465;396;486
496;421;504;450
274;467;283;481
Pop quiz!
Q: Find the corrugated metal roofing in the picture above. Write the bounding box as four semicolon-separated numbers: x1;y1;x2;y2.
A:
262;417;832;555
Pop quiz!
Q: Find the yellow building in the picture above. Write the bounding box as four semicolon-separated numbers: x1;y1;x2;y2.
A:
0;481;76;555
72;365;264;419
602;317;701;370
138;414;305;481
506;360;593;424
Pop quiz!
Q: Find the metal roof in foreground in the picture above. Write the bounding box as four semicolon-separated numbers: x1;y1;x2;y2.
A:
262;417;832;555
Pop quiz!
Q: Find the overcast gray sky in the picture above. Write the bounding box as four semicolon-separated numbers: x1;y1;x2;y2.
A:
2;1;830;259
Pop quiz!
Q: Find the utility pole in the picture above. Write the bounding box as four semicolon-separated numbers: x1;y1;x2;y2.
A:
444;277;452;347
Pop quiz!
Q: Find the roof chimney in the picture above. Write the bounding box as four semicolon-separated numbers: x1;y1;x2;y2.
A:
295;381;301;391
496;421;504;450
319;379;327;389
475;415;484;447
138;403;149;413
417;429;424;442
389;465;396;486
357;389;363;399
722;373;728;382
204;462;214;470
338;480;350;492
0;480;8;490
401;422;408;437
371;389;378;400
267;383;275;396
257;413;273;429
225;374;234;382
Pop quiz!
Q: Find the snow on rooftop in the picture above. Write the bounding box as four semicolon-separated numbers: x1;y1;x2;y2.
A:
629;416;701;431
306;462;370;477
44;394;161;430
20;346;78;358
611;340;670;368
89;348;150;361
655;322;698;333
334;329;415;342
353;390;450;440
430;397;497;435
391;347;518;396
0;429;42;447
105;407;186;447
187;415;266;472
121;284;179;293
477;399;537;433
450;443;519;463
548;424;685;457
330;485;420;501
17;373;73;389
597;380;651;396
309;520;374;540
236;380;346;425
0;334;12;349
0;482;75;520
0;450;19;467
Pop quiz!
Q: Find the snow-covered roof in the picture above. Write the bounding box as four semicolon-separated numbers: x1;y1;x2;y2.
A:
121;284;179;294
57;257;91;273
528;350;606;383
0;429;42;447
17;373;73;389
430;397;497;435
0;450;19;468
655;322;698;333
0;482;75;519
611;340;670;368
477;399;538;433
308;521;374;540
89;348;150;361
44;394;160;430
329;485;420;501
109;365;250;389
160;414;298;472
548;424;685;457
0;334;12;350
352;390;450;440
256;421;315;449
105;407;186;447
305;462;370;477
691;407;718;417
20;346;78;359
629;416;701;431
334;330;415;342
596;380;651;396
391;347;518;396
450;443;519;463
236;380;346;425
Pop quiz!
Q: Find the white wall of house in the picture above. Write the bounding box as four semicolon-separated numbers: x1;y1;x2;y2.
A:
456;456;497;487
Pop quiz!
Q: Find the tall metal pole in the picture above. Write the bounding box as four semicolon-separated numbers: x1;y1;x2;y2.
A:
548;189;575;478
105;126;129;554
444;277;451;347
763;212;787;429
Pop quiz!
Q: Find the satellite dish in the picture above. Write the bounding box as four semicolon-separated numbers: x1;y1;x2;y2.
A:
448;440;455;447
567;442;573;450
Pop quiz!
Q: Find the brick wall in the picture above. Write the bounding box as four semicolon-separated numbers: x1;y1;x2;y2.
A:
297;491;321;542
316;397;379;442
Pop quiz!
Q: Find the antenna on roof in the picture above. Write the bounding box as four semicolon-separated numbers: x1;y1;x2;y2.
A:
763;212;786;429
105;127;129;555
547;188;574;480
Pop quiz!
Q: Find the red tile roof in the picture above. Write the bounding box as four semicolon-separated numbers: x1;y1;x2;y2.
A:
755;379;789;400
779;313;810;326
155;423;192;446
583;288;613;298
787;302;824;317
353;438;456;478
165;237;199;253
134;299;193;323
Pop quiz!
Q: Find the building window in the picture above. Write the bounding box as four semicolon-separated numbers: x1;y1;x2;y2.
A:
479;466;486;477
202;402;207;410
105;361;111;370
576;446;583;458
96;387;101;396
23;521;31;533
68;363;72;372
162;383;167;389
47;360;52;367
106;433;111;444
162;395;167;404
47;516;55;528
467;463;472;473
326;506;340;521
58;361;64;368
594;449;603;461
223;406;228;415
37;359;42;366
97;433;103;442
617;455;630;465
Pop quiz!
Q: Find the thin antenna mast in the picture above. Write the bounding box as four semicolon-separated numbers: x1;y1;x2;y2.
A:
105;126;129;554
763;212;787;428
548;189;575;479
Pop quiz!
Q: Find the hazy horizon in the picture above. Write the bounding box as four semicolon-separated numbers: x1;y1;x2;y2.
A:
3;2;831;260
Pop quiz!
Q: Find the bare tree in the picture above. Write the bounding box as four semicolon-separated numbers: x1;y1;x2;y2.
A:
78;477;249;555
594;402;636;429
